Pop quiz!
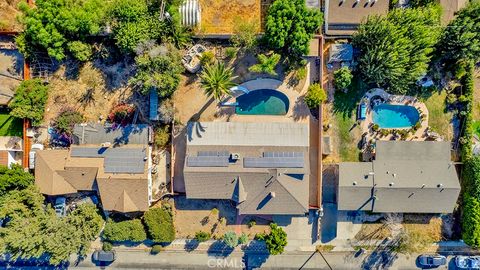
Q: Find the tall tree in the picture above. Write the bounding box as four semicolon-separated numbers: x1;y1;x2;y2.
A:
9;79;48;127
264;0;322;58
353;5;442;94
0;165;35;195
199;63;236;100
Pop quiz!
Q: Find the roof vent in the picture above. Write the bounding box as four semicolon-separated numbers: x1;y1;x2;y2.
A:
392;173;397;178
389;182;394;186
339;0;345;5
421;184;426;188
101;142;112;148
353;181;357;186
270;192;276;198
386;171;389;174
231;153;240;160
437;183;443;188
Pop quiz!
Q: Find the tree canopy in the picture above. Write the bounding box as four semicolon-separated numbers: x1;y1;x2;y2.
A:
249;53;281;76
0;187;103;265
103;219;147;242
9;79;48;127
333;67;353;90
437;0;480;64
200;63;236;100
0;165;35;195
353;5;442;94
143;206;175;243
304;83;327;109
264;0;322;58
16;0;108;60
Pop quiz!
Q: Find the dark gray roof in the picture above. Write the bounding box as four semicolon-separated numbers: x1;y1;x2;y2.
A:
338;141;460;213
72;123;149;146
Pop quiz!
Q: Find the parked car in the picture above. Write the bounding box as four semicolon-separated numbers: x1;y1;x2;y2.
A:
417;254;447;268
455;255;480;269
92;250;116;264
54;197;66;217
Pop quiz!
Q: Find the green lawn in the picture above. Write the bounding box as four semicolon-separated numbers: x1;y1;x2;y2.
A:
0;113;23;137
421;91;453;140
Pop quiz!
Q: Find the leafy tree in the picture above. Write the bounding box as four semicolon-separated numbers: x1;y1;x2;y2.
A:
16;0;107;60
463;195;480;247
103;219;147;242
143;207;175;243
437;0;480;64
67;41;93;61
0;165;35;195
130;43;184;97
194;231;211;242
353;5;441;94
333;67;353;90
231;19;259;50
304;83;327;109
258;223;287;255
200;63;236;100
264;0;322;58
9;79;48;126
154;126;170;148
249;53;281;76
53;109;84;135
222;232;239;248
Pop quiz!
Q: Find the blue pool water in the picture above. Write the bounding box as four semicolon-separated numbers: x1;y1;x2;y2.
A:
235;89;289;115
372;104;420;128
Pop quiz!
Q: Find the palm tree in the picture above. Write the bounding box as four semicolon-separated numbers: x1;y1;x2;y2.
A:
249;53;281;76
199;62;236;100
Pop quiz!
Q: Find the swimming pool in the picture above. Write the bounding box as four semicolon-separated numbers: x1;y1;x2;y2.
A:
235;89;289;115
372;104;420;128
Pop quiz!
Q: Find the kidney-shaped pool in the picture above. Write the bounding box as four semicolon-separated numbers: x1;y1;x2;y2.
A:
235;89;289;115
372;104;420;128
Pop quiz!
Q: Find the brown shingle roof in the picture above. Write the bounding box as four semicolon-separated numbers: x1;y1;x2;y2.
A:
97;178;149;212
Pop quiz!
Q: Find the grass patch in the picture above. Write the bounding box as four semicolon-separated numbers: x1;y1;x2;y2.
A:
316;245;335;252
421;90;453;140
0;113;22;137
335;114;360;161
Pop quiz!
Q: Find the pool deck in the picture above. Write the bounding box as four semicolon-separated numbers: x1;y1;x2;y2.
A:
360;88;429;143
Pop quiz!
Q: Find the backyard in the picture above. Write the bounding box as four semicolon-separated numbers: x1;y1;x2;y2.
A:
421;90;454;140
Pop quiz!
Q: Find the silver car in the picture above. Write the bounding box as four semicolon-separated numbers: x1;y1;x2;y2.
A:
54;197;66;217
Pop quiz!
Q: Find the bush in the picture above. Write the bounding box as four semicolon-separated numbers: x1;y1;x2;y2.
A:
150;244;164;254
463;156;480;197
222;232;239;248
102;241;113;251
230;19;258;50
372;124;380;132
247;219;256;228
200;51;215;65
333;67;353;90
304;83;327;109
67;41;93;61
103;219;147;242
195;231;211;242
108;103;136;125
53;109;84;135
9;79;48;127
143;207;175;243
225;47;238;59
155;126;170;149
294;66;308;81
238;233;248;245
463;195;480;247
263;223;287;255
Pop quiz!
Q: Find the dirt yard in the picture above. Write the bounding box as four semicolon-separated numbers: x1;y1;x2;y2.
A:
0;0;23;31
173;196;271;239
44;61;146;125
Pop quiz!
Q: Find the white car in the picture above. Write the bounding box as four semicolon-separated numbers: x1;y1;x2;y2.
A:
455;256;480;269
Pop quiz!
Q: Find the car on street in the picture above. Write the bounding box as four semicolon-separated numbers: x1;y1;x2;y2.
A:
455;255;480;269
54;197;66;217
417;254;447;268
92;250;116;264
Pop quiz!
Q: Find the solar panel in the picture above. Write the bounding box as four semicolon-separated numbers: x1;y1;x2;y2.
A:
263;152;303;158
187;156;229;167
244;156;304;168
197;151;230;157
71;147;109;157
104;148;146;174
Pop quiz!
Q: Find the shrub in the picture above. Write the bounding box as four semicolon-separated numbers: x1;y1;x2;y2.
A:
225;47;238;59
304;83;327;109
230;19;258;50
372;124;380;132
9;79;48;127
53;109;84;135
68;41;93;61
238;233;248;245
247;219;256;228
195;231;211;242
333;67;353;90
108;103;136;125
155;126;170;148
295;66;308;81
463;195;480;247
103;219;147;242
211;208;219;216
200;51;215;65
249;53;281;76
102;241;113;251
263;223;287;255
222;232;239;248
143;207;175;243
151;244;164;254
254;233;266;241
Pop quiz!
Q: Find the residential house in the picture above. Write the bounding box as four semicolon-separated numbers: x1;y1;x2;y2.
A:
183;122;311;216
337;141;460;213
34;124;153;213
323;0;389;36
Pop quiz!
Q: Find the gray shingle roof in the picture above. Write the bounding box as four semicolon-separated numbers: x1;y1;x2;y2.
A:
72;123;149;146
338;141;460;213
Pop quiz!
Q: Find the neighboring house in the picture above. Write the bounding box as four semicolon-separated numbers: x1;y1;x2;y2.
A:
440;0;467;24
184;122;310;216
35;124;153;213
0;136;22;167
323;0;389;36
338;141;460;213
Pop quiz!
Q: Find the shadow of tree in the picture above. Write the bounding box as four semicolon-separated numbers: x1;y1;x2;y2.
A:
360;238;400;270
184;239;200;252
207;241;234;257
292;95;311;121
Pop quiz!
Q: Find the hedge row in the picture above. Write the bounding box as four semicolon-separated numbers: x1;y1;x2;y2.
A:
460;61;475;161
103;219;147;242
143;207;175;243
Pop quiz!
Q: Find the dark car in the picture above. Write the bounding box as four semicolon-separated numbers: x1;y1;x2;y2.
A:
92;250;116;264
455;255;480;269
417;254;447;268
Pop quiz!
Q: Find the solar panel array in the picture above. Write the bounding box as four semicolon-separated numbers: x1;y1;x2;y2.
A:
187;156;229;167
263;152;303;158
244;156;304;168
71;147;109;157
198;151;230;157
104;148;146;174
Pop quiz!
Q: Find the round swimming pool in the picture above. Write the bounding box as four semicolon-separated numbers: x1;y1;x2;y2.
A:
372;104;420;128
235;89;289;115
